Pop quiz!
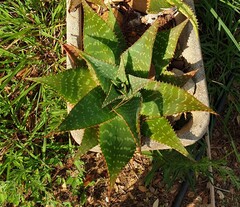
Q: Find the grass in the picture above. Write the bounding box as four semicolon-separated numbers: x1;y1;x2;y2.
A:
0;0;88;206
0;0;240;206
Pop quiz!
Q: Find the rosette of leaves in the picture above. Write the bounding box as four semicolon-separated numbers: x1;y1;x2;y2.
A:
28;0;214;189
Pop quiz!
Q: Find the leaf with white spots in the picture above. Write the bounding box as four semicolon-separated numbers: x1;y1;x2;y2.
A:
121;19;159;78
59;86;116;131
100;116;136;189
142;116;191;158
27;68;97;104
141;81;216;116
153;20;188;75
105;4;126;48
74;127;99;157
128;75;150;95
79;51;118;93
83;0;122;65
159;70;198;87
114;96;142;147
167;0;199;37
103;84;124;107
147;0;171;13
147;0;199;37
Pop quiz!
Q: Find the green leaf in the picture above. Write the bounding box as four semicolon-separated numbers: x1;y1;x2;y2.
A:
115;96;142;146
167;0;199;37
147;0;172;13
100;116;136;189
27;68;97;104
142;116;191;158
103;75;149;108
103;84;124;107
106;5;126;50
82;0;122;65
79;51;118;92
74;127;99;158
63;44;85;67
153;20;188;75
121;19;160;78
141;81;215;116
59;86;116;131
147;0;199;37
116;56;128;84
128;75;150;95
159;70;198;87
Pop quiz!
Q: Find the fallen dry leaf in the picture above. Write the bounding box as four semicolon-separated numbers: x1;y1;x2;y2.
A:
138;185;147;192
152;198;159;207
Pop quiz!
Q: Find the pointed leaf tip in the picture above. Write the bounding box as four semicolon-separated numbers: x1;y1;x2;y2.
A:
142;116;192;159
27;68;98;104
100;116;136;189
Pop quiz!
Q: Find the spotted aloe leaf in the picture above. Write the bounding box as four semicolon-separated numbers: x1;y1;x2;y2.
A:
142;116;191;158
103;75;150;108
74;127;99;158
147;0;172;13
79;51;118;93
167;0;199;37
121;19;160;78
27;68;97;104
141;81;216;116
147;0;198;37
153;19;188;75
59;86;116;131
128;75;150;95
100;116;136;189
105;4;126;48
103;84;124;107
114;96;142;147
159;70;198;87
82;0;122;65
63;44;84;66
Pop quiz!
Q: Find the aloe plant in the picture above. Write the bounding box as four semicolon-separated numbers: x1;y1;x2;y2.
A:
28;0;214;190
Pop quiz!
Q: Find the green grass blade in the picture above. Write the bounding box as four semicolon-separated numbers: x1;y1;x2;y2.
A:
142;116;192;158
100;116;136;189
59;86;116;131
203;0;240;52
141;81;216;116
27;67;98;104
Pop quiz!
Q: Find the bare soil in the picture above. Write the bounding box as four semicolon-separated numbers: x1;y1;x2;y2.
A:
79;111;240;207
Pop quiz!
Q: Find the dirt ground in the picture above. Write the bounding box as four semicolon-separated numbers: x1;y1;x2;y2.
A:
78;112;240;207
